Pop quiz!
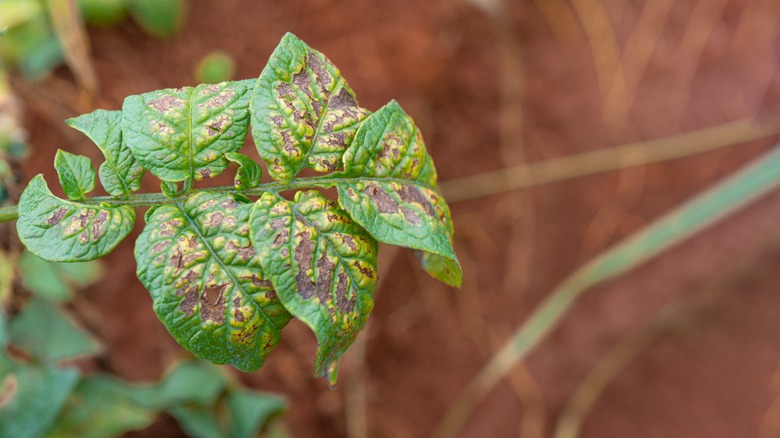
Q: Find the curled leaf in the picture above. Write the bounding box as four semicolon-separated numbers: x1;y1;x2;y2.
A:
135;192;292;371
16;175;135;262
225;152;262;190
251;32;370;183
54;149;95;201
250;191;377;380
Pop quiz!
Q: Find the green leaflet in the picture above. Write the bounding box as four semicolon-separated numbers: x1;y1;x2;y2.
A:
251;32;370;183
135;192;292;371
122;80;252;183
250;191;377;380
67;109;145;198
225;152;262;190
16;175;135;262
54;149;95;201
337;101;462;286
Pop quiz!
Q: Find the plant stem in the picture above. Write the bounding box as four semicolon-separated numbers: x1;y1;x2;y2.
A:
0;206;18;222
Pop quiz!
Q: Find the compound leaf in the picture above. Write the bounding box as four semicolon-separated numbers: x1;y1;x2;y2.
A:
337;101;461;286
250;32;370;183
225;152;262;190
67;109;145;198
54;149;95;201
122;81;251;183
135;192;292;371
16;175;135;262
250;191;377;380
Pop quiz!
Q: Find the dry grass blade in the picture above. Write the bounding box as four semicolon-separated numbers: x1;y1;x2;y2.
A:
440;117;780;203
46;0;99;98
434;145;780;437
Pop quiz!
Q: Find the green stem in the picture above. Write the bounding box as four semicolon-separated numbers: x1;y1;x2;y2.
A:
0;175;349;222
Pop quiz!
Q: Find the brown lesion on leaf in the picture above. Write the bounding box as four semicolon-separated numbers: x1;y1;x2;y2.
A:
91;210;109;240
342;235;357;251
152;240;171;253
200;283;228;323
206;212;225;227
178;285;199;316
334;271;350;313
79;230;90;243
353;260;375;279
397;184;436;217
0;375;18;408
149;95;184;112
220;198;239;209
330;88;357;110
75;209;95;227
273;229;289;247
276;82;294;99
364;183;398;214
400;206;422;225
232;296;245;322
271;115;285;127
307;52;332;92
47;207;69;225
242;274;273;288
279;130;298;156
294;231;335;302
170;249;183;271
292;68;313;100
207;91;235;108
198;169;213;180
226;241;257;260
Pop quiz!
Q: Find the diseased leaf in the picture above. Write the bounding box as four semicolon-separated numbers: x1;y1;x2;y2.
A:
54;149;95;201
135;192;292;371
16;175;135;262
250;191;377;380
250;32;370;183
122;81;252;183
225;152;262;190
0;362;79;438
67;109;145;198
45;376;156;438
9;298;100;362
337;101;461;286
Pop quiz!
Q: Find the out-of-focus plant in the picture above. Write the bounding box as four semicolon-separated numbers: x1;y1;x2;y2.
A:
0;0;185;80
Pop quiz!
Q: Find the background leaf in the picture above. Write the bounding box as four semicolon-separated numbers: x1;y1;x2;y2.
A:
337;100;461;286
250;191;377;380
16;175;135;262
0;362;79;438
135;192;292;371
45;376;157;438
9;298;100;362
67;109;145;198
128;0;183;37
250;32;369;183
54;149;96;201
122;80;252;183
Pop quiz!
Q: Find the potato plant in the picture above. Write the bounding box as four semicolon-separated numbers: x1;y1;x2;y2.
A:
12;33;462;384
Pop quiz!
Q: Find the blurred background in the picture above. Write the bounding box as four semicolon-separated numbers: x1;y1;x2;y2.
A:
3;0;780;437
